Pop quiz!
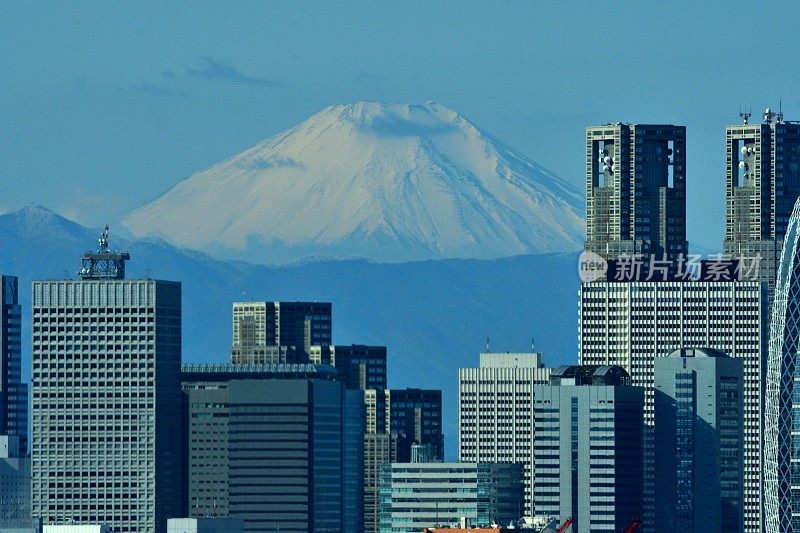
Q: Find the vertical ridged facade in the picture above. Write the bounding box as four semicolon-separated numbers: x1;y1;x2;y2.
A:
31;279;183;532
579;281;767;532
764;197;800;532
458;352;551;516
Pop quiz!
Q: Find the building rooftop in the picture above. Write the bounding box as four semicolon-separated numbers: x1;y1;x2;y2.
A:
550;364;630;386
181;362;338;380
666;347;729;358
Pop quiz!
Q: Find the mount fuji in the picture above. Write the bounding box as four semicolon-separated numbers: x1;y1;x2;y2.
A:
123;101;584;263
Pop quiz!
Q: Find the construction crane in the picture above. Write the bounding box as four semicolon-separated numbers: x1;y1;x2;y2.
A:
623;518;641;533
556;517;574;533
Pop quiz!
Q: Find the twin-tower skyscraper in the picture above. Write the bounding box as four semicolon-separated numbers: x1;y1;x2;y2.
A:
586;110;800;291
582;111;800;533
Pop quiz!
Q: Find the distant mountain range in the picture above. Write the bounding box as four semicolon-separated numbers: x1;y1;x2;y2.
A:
123;101;585;263
1;204;580;456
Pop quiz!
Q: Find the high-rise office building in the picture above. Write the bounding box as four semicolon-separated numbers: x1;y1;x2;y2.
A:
379;460;524;533
31;230;183;532
458;352;551;516
585;123;687;263
364;433;406;533
230;301;331;363
385;388;443;460
654;348;744;533
723;110;800;295
181;363;363;533
363;388;444;533
765;196;800;532
310;344;388;391
0;276;26;453
579;280;767;532
533;366;643;533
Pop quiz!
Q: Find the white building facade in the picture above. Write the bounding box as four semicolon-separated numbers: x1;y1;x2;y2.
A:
579;281;767;532
458;352;552;516
31;278;183;532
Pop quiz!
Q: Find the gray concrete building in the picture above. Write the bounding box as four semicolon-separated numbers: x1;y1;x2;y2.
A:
654;348;744;533
533;365;643;533
181;363;363;533
230;301;331;363
585;123;687;263
31;232;183;533
458;352;552;516
378;461;525;533
723;111;800;295
0;276;26;453
579;280;767;532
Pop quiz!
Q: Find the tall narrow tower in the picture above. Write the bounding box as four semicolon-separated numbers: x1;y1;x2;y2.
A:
585;123;687;263
31;228;182;532
724;108;800;296
0;275;25;452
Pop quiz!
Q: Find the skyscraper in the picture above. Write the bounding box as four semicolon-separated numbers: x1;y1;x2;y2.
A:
458;352;551;516
723;110;800;295
0;276;26;453
362;387;443;533
579;280;767;532
310;344;388;391
385;388;444;460
533;365;643;533
181;363;363;533
654;348;744;533
764;196;800;532
31;229;183;532
585;123;687;263
230;301;332;363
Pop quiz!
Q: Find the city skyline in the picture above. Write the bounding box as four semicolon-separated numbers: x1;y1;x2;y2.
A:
5;5;800;530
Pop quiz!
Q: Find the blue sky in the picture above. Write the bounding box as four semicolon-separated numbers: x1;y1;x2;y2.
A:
2;1;800;250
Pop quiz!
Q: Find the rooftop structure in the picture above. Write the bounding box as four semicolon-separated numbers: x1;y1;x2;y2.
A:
78;226;130;280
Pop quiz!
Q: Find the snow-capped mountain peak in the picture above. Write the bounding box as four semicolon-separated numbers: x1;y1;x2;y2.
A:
123;101;585;263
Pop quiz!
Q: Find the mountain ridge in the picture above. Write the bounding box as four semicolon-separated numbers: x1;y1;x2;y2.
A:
1;204;580;456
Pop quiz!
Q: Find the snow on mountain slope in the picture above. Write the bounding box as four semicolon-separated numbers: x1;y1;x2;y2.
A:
123;101;585;263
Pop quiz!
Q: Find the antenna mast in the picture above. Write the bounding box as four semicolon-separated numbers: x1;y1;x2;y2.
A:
79;225;131;280
739;107;751;125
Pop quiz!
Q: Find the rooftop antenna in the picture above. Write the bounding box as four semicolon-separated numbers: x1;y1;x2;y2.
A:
486;337;490;352
739;107;751;125
531;337;536;352
79;225;130;280
778;98;784;124
764;106;776;124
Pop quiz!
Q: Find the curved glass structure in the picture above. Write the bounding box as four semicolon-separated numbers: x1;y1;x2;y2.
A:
765;197;800;532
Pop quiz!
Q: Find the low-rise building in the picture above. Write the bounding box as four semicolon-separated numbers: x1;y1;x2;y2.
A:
167;517;244;533
378;461;524;532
